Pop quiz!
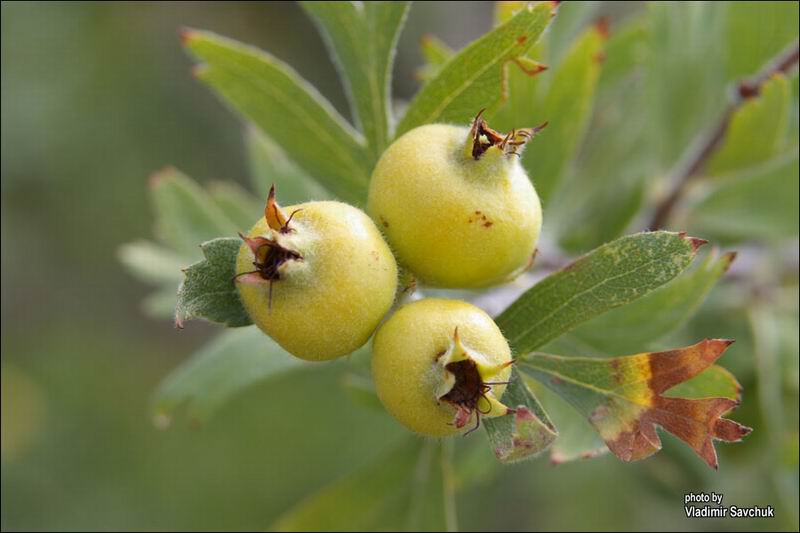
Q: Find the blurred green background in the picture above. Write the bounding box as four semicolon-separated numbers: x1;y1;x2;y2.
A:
2;1;798;531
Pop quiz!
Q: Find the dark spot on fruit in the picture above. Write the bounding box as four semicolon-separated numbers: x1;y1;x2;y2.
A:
475;210;482;215
594;17;610;39
517;35;527;45
593;50;606;64
483;221;493;228
380;216;389;228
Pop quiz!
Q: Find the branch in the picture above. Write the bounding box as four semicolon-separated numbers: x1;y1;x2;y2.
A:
648;39;799;230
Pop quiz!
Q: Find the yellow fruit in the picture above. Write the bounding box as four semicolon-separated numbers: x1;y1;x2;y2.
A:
371;298;513;437
236;187;398;361
368;112;544;288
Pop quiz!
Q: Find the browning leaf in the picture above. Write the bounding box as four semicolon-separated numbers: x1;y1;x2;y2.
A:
519;339;752;469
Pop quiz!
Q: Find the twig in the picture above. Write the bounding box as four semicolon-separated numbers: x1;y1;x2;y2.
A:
648;39;799;230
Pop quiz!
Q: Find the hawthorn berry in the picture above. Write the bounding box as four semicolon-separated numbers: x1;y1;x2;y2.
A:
236;187;398;361
371;298;514;437
368;111;544;288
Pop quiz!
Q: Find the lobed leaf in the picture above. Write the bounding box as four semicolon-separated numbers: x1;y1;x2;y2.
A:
244;126;329;204
497;231;705;354
174;237;251;328
119;240;186;320
142;285;183;319
183;30;371;204
301;1;410;159
152;326;304;427
484;368;558;463
118;240;186;285
149;166;239;258
666;364;742;401
528;354;743;464
396;1;554;135
207;181;262;230
519;339;752;469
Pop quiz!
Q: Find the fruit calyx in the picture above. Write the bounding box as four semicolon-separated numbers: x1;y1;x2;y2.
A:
435;327;514;434
234;186;304;302
468;109;548;160
264;184;302;234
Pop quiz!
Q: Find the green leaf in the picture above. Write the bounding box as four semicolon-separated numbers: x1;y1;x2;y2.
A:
118;240;185;285
550;17;650;251
119;240;185;320
341;371;384;412
483;368;558;463
545;1;603;62
174;237;251;328
497;231;704;354
520;339;751;469
273;439;449;531
522;25;605;204
724;1;800;81
207;181;261;231
406;440;451;532
152;326;304;427
141;285;181;319
706;75;791;176
565;249;735;355
526;378;607;464
687;149;799;241
557;180;645;254
301;1;410;159
244;126;329;204
395;1;553;135
149;167;239;258
646;1;728;171
597;17;649;87
415;34;454;83
183;30;371;204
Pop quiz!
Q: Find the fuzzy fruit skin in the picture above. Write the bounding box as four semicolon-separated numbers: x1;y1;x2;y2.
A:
236;201;397;361
371;298;512;437
368;124;542;288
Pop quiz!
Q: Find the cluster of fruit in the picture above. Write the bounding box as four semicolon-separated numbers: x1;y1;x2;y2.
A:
235;113;543;437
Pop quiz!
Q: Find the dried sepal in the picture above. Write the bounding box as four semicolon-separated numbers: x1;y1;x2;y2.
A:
235;186;305;308
468;109;547;160
436;327;513;435
265;185;288;231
